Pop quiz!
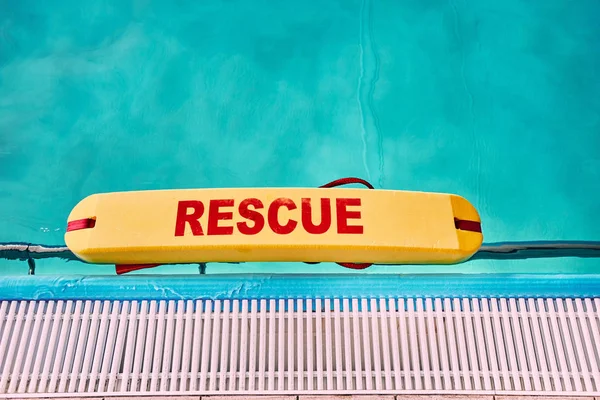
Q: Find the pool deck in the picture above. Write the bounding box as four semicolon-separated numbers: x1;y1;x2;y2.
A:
3;395;597;400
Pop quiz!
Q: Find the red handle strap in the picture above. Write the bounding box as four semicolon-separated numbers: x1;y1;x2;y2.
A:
319;177;375;190
313;177;374;270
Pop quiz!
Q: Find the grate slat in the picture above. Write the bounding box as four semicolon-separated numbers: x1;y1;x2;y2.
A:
1;297;599;396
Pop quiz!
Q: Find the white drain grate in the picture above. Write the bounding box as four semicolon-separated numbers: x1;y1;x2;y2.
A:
0;297;599;396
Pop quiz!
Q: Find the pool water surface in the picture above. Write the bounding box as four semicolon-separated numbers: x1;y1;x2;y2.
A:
1;0;599;276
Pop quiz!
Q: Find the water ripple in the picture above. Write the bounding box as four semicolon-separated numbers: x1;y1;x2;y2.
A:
451;0;482;207
357;0;384;187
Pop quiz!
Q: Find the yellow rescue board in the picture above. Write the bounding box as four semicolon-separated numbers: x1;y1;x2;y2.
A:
65;188;483;265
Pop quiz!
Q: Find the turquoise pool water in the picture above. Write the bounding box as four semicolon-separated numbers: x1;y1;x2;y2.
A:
1;0;599;276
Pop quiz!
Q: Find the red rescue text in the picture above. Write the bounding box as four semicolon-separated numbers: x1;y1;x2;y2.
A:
174;197;363;236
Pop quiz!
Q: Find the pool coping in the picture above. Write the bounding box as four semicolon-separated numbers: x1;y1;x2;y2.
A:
0;394;597;399
1;273;599;301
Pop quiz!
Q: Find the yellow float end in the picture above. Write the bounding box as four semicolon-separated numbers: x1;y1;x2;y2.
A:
64;187;483;266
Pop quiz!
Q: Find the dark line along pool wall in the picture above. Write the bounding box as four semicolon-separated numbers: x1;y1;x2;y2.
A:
1;241;600;262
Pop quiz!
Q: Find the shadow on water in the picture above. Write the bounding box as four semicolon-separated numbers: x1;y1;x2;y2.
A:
471;241;600;260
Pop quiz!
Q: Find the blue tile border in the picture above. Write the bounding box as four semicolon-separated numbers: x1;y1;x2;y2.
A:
1;273;599;301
